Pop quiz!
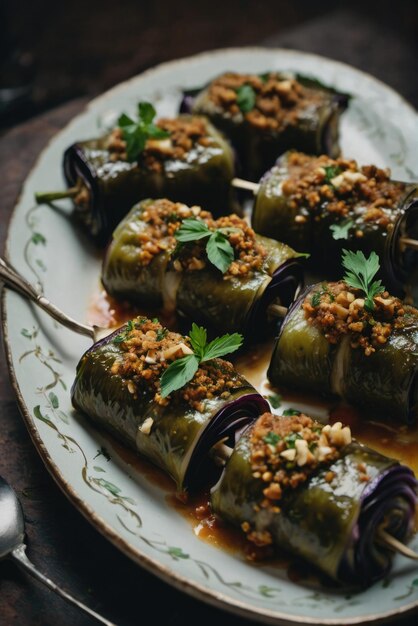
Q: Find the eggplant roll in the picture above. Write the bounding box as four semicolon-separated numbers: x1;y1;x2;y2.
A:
63;115;235;243
211;413;417;587
102;199;304;336
269;283;418;423
71;317;268;492
181;72;348;180
252;152;418;297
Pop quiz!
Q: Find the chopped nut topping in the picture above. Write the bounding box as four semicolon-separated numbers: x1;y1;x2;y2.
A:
280;152;406;233
304;281;418;355
241;412;355;546
204;72;331;132
139;417;154;435
106;115;215;170
129;199;267;277
108;317;239;410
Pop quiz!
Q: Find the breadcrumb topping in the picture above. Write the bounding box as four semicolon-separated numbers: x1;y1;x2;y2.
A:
281;152;406;231
242;413;351;546
303;281;418;355
132;199;267;276
205;72;330;131
109;317;238;411
106;116;215;170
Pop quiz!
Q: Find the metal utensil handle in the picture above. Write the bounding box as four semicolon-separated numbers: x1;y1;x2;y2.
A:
11;544;116;626
0;256;94;339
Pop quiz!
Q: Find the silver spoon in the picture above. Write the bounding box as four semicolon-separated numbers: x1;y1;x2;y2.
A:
0;475;116;625
0;256;112;342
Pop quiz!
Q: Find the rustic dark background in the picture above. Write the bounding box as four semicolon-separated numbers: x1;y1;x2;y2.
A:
0;1;417;625
1;0;417;129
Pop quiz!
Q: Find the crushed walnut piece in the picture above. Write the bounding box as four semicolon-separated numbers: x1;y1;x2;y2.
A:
131;199;267;276
241;412;351;546
303;280;418;355
105;115;215;170
108;316;238;411
280;152;406;232
204;72;330;132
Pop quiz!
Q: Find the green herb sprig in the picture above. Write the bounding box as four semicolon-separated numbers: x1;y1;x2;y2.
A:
236;85;256;113
324;165;342;183
174;218;237;273
160;323;243;398
118;102;170;162
330;219;354;241
342;249;384;312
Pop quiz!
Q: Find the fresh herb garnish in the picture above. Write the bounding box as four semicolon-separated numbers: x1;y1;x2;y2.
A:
267;393;282;409
330;219;354;241
284;432;303;447
174;218;235;273
311;292;321;307
324;165;343;184
118;102;170;162
264;431;281;446
311;284;334;307
160;323;243;398
112;320;135;344
282;408;302;417
236;84;256;113
156;328;168;341
342;249;384;312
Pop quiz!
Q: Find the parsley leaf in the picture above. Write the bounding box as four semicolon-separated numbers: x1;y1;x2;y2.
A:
284;432;303;447
201;332;243;362
160;325;243;398
324;165;343;183
282;408;301;417
264;432;281;446
159;355;200;398
267;393;282;409
342;249;385;312
188;323;207;359
118;101;170;162
174;218;235;273
206;231;234;273
175;219;211;242
236;85;256;113
330;219;354;241
112;319;135;344
311;292;321;307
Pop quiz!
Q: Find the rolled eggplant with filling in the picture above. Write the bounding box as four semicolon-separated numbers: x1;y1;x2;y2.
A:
181;72;348;180
268;280;418;423
102;198;304;336
252;152;418;296
36;106;235;244
211;412;417;587
71;317;268;493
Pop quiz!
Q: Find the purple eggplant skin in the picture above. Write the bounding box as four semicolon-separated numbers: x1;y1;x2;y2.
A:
71;323;269;492
268;284;418;424
211;419;417;587
63;116;235;245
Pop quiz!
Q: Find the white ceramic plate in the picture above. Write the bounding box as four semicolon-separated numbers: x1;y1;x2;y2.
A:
3;48;418;625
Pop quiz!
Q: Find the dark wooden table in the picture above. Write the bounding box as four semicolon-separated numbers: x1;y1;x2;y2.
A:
1;17;417;626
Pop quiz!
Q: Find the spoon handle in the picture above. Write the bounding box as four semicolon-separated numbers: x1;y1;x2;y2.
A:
0;256;94;339
11;544;116;626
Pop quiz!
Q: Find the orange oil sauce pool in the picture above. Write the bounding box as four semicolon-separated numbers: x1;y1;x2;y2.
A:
88;288;418;550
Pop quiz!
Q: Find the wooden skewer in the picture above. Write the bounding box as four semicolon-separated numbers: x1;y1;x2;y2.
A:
231;178;418;251
267;303;289;319
377;527;418;560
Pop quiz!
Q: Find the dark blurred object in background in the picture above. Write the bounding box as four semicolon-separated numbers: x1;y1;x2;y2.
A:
0;0;417;130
